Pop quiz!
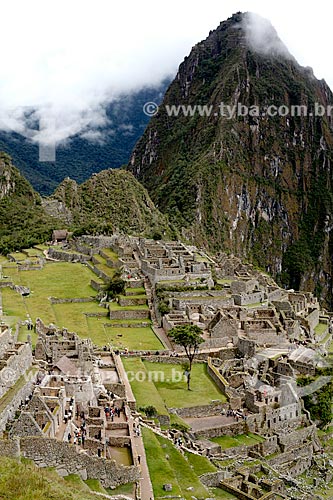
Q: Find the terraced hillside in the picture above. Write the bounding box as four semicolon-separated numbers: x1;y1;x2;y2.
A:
0;245;164;351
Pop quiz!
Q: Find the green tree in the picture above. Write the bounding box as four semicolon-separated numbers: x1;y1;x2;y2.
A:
107;275;125;299
168;325;204;390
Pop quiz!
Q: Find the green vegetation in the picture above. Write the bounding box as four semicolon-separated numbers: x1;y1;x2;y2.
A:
122;358;168;415
315;322;328;336
106;482;135;496
211;433;265;449
104;326;163;350
106;276;125;299
0;153;60;255
1;253;160;350
185;451;217;474
1;262;98;329
54;169;172;239
142;427;209;499
109;302;148;311
18;323;38;347
0;456;104;500
168;324;205;390
84;479;108;494
297;372;333;426
148;361;226;407
123;358;226;414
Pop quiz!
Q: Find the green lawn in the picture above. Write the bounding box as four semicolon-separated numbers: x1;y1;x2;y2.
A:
18;324;38;348
95;263;115;277
118;294;147;300
315;322;329;336
1;253;156;350
8;252;28;261
104;327;163;350
122;358;168;415
143;362;226;407
211;433;265;449
185;451;217;475
2;262;98;325
142;427;209;499
92;254;107;264
19;262;97;299
1;259;99;328
1;287;28;319
52;302;106;337
84;479;108;494
108;319;152;325
22;248;44;257
123;359;226;418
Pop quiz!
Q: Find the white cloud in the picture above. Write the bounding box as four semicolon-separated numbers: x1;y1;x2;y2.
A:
0;0;332;146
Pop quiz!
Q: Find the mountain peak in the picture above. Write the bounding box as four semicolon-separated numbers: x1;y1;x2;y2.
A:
190;12;292;68
128;13;333;306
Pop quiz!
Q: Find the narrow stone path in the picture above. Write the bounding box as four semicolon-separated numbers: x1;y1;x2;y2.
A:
130;424;154;500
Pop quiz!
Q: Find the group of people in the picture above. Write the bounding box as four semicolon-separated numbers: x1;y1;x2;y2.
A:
67;409;87;446
63;397;75;424
133;419;140;437
104;405;121;420
222;408;247;421
174;436;183;447
68;426;86;446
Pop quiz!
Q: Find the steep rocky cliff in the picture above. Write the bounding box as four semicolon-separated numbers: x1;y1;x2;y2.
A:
128;12;333;306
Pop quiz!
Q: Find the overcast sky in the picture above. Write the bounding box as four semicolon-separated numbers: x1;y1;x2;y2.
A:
0;0;332;145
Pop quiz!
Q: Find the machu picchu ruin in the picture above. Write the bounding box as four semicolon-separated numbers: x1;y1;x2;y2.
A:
0;234;332;500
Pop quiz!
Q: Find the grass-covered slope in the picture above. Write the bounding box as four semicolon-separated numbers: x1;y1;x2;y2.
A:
0;457;101;500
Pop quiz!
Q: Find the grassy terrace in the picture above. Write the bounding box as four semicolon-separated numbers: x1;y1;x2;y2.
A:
184;451;216;474
8;252;28;261
123;358;169;414
100;248;119;260
1;262;98;328
211;433;265;449
22;248;44;257
144;361;226;407
1;249;163;350
95;263;115;277
104;326;162;350
123;358;226;413
108;318;151;325
143;427;210;499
